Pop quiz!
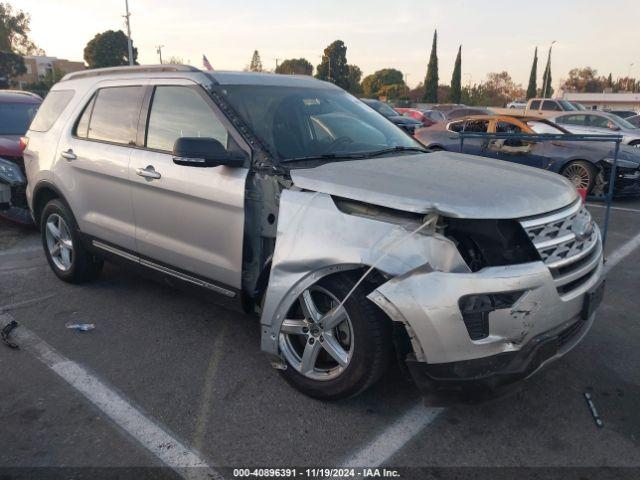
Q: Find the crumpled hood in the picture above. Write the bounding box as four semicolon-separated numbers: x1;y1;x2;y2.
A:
0;135;21;157
290;151;578;219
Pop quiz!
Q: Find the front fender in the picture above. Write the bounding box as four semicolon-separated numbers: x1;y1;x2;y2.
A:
259;190;469;357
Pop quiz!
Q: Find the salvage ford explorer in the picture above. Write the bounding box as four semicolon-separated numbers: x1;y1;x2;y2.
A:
23;65;604;402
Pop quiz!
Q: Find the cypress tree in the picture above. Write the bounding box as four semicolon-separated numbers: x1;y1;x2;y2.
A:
526;47;538;99
423;30;439;103
449;45;462;103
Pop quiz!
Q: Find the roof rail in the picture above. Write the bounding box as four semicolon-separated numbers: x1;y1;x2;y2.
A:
0;89;42;99
61;64;200;81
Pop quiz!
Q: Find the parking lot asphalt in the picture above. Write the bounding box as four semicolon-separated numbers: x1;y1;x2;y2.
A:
1;199;640;477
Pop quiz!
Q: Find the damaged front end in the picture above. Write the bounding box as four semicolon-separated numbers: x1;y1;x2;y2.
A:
261;187;604;404
0;156;31;224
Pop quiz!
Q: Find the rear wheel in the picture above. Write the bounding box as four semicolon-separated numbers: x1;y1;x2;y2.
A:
561;160;596;192
278;274;392;400
41;199;103;283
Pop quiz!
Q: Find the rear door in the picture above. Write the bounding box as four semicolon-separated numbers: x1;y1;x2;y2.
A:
458;119;490;156
488;120;548;169
129;79;249;291
57;82;147;251
554;114;590;135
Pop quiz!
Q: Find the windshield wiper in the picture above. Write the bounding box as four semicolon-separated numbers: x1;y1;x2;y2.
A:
361;146;429;157
282;153;368;163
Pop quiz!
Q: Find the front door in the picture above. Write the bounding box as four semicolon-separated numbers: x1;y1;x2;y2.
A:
487;120;548;169
129;81;249;290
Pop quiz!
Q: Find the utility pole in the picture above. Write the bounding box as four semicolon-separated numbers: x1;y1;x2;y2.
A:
156;45;164;64
541;40;556;99
274;58;280;71
124;0;134;66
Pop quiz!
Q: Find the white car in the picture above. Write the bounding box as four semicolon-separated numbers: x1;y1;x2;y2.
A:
507;100;527;109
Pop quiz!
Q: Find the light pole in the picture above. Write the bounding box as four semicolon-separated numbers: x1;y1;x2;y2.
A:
123;0;134;66
274;58;280;71
156;45;164;64
541;40;556;99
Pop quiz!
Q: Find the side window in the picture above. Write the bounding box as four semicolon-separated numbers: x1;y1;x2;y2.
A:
541;101;560;111
529;100;540;110
29;90;74;132
74;94;96;138
464;120;489;132
558;114;586;126
495;121;522;134
146;86;228;152
88;86;144;145
588;115;611;129
448;121;464;133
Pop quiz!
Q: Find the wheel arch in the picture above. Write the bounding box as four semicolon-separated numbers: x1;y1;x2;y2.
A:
32;181;69;229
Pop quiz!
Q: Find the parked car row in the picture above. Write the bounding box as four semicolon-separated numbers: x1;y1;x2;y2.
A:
414;114;640;196
0;90;42;223
6;66;605;403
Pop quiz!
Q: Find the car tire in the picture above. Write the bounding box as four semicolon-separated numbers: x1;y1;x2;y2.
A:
278;273;392;400
561;160;596;192
41;199;103;283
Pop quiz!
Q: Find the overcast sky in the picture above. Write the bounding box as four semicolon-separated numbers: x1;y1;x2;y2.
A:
11;0;640;89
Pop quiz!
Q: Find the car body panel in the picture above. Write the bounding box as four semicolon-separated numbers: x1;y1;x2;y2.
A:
289;151;577;219
549;111;640;146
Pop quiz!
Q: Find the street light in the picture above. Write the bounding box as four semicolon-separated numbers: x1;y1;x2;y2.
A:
156;45;164;64
123;0;134;66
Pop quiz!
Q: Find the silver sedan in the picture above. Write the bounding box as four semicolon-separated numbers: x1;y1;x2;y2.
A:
549;111;640;148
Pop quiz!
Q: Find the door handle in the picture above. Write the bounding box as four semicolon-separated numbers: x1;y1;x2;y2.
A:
136;165;161;180
60;149;77;161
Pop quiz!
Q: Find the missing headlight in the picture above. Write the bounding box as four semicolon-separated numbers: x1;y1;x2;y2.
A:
445;218;540;272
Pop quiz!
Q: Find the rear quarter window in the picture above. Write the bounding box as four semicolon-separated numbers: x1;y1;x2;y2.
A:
29;90;74;132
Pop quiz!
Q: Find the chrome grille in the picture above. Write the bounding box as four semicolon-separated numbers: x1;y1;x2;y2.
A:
520;201;602;295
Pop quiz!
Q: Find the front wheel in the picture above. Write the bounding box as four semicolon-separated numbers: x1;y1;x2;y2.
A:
561;160;596;193
41;199;103;283
278;274;392;400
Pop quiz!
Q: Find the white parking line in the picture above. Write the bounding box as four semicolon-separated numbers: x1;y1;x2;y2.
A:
340;403;443;467
586;203;640;214
4;315;222;480
604;229;640;275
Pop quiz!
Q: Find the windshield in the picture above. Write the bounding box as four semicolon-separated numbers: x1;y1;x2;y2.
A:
0;102;40;135
367;101;398;117
558;100;577;111
217;86;423;162
607;113;636;129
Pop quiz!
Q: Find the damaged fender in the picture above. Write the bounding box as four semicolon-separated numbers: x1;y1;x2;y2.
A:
260;190;469;359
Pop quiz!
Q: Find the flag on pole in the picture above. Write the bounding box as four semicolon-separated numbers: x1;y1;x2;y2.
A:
202;55;213;71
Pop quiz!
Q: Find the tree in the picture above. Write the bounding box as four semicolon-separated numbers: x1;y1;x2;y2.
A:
84;30;137;68
607;73;613;89
248;50;263;72
166;56;184;64
361;68;405;99
449;45;462;103
423;30;439;103
316;40;349;90
560;67;607;93
526;47;538;99
461;72;524;106
0;51;25;86
275;58;312;75
346;64;362;95
540;46;553;98
0;3;42;54
23;67;64;95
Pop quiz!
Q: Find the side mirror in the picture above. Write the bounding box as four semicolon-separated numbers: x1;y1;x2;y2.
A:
607;122;621;131
172;137;245;168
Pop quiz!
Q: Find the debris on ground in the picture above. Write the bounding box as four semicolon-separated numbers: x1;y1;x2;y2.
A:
1;319;19;349
65;323;96;332
584;392;604;428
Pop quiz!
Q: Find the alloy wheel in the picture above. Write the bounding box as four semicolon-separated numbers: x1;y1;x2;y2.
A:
45;213;74;271
563;163;592;190
279;286;354;381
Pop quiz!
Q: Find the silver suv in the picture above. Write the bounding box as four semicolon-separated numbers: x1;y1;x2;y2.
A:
24;65;604;402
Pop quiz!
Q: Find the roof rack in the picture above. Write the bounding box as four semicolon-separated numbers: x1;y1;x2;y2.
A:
61;64;200;81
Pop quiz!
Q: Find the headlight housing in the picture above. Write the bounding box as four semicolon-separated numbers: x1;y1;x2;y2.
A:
0;157;26;186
